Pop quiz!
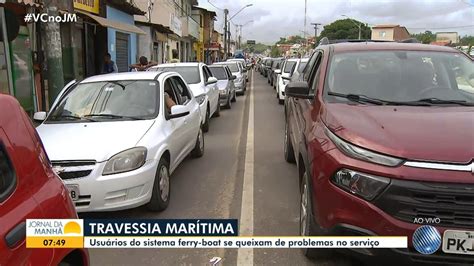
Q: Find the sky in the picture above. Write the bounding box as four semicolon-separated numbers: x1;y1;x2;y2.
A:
197;0;474;44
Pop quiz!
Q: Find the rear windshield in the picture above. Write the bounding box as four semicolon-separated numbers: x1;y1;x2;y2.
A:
222;63;239;72
209;67;228;80
284;61;297;73
156;66;200;84
325;51;474;104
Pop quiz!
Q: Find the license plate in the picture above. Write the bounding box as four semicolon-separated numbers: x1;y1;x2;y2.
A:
442;230;474;255
66;185;80;201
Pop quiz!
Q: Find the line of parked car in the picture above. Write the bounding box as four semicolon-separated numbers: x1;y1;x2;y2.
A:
0;58;250;265
261;40;474;264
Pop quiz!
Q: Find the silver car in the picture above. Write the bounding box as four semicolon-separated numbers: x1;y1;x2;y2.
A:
209;65;237;109
214;62;247;95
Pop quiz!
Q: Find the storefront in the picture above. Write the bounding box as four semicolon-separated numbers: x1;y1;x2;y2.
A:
0;2;37;115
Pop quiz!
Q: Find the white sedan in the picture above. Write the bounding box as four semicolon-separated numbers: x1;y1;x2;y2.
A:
276;58;309;104
149;63;219;132
34;71;204;212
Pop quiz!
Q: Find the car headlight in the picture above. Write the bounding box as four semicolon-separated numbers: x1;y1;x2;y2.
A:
195;94;206;105
331;169;390;201
103;147;147;175
324;126;403;167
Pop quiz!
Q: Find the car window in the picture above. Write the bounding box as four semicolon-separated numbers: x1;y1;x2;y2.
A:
284;61;297;73
171;76;192;105
0;142;16;202
203;66;212;82
164;78;179;113
308;54;323;95
209;67;228;80
157;66;201;84
325;51;474;103
298;61;308;73
303;52;320;81
222;63;239;72
225;67;232;77
48;80;159;121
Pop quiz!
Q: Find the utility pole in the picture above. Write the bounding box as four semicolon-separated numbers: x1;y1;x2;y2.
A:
223;9;228;60
227;21;231;57
42;0;64;107
311;23;321;44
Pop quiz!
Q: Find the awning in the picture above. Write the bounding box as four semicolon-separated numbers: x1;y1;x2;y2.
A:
76;10;145;35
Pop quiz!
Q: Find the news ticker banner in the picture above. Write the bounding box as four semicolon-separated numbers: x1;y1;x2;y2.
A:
26;219;407;249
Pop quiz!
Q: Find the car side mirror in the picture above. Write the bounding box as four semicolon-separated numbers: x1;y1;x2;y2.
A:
231;75;237;80
275;69;282;74
285;82;313;99
206;77;218;85
169;105;190;119
33;111;47;121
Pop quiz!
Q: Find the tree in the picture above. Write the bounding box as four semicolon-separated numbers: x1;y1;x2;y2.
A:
411;31;436;44
242;43;271;54
270;45;281;57
319;19;371;40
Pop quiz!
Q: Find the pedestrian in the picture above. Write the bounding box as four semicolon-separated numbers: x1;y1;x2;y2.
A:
102;53;118;74
130;56;157;71
170;49;180;63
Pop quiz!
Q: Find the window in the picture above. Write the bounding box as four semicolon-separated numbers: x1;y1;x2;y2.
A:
379;31;386;38
164;78;178;114
171;76;192;104
303;51;321;82
308;53;323;94
203;66;213;82
157;66;201;84
0;142;16;202
284;61;297;73
209;67;228;80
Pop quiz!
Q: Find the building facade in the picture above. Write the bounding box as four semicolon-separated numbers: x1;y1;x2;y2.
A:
371;24;410;41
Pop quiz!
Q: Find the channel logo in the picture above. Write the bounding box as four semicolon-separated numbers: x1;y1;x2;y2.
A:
412;225;442;255
26;219;84;248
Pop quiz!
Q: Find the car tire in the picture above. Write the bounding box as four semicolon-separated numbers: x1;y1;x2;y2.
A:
147;157;170;212
284;120;296;163
191;127;204;158
279;98;284;105
202;106;210;133
300;171;332;259
231;91;237;102
213;102;220;117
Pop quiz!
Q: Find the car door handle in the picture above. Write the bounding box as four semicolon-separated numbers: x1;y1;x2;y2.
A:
5;221;26;248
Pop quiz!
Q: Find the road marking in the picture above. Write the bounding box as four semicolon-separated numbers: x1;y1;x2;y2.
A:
237;70;254;265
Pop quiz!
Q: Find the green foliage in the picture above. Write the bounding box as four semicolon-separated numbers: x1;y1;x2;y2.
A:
460;35;474;46
411;31;436;44
319;19;371;40
270;45;281;57
242;43;270;54
276;35;306;45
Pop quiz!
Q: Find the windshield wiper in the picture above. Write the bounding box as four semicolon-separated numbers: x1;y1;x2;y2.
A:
404;98;474;106
50;114;97;122
84;114;145;120
328;92;387;105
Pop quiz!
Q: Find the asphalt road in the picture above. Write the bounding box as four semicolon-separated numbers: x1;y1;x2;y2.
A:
82;71;353;266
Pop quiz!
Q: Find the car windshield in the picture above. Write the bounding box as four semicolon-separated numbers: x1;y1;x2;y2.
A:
325;51;474;105
284;61;297;73
209;67;228;80
222;63;239;72
156;66;201;84
47;80;159;122
298;62;308;72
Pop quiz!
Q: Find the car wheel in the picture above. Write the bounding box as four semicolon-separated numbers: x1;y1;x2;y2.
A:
147;157;170;212
202;106;210;133
225;94;232;109
231;91;237;102
279;98;284;105
213;102;221;117
191;127;204;158
284;120;296;163
300;171;331;259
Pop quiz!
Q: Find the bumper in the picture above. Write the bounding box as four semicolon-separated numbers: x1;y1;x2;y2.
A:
235;81;245;92
219;91;230;105
309;145;474;265
64;159;158;212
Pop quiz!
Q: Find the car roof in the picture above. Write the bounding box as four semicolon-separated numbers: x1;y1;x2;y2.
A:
328;42;459;54
81;72;163;83
154;62;202;67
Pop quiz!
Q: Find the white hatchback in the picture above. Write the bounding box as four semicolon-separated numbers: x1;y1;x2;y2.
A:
149;63;220;133
35;71;204;212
